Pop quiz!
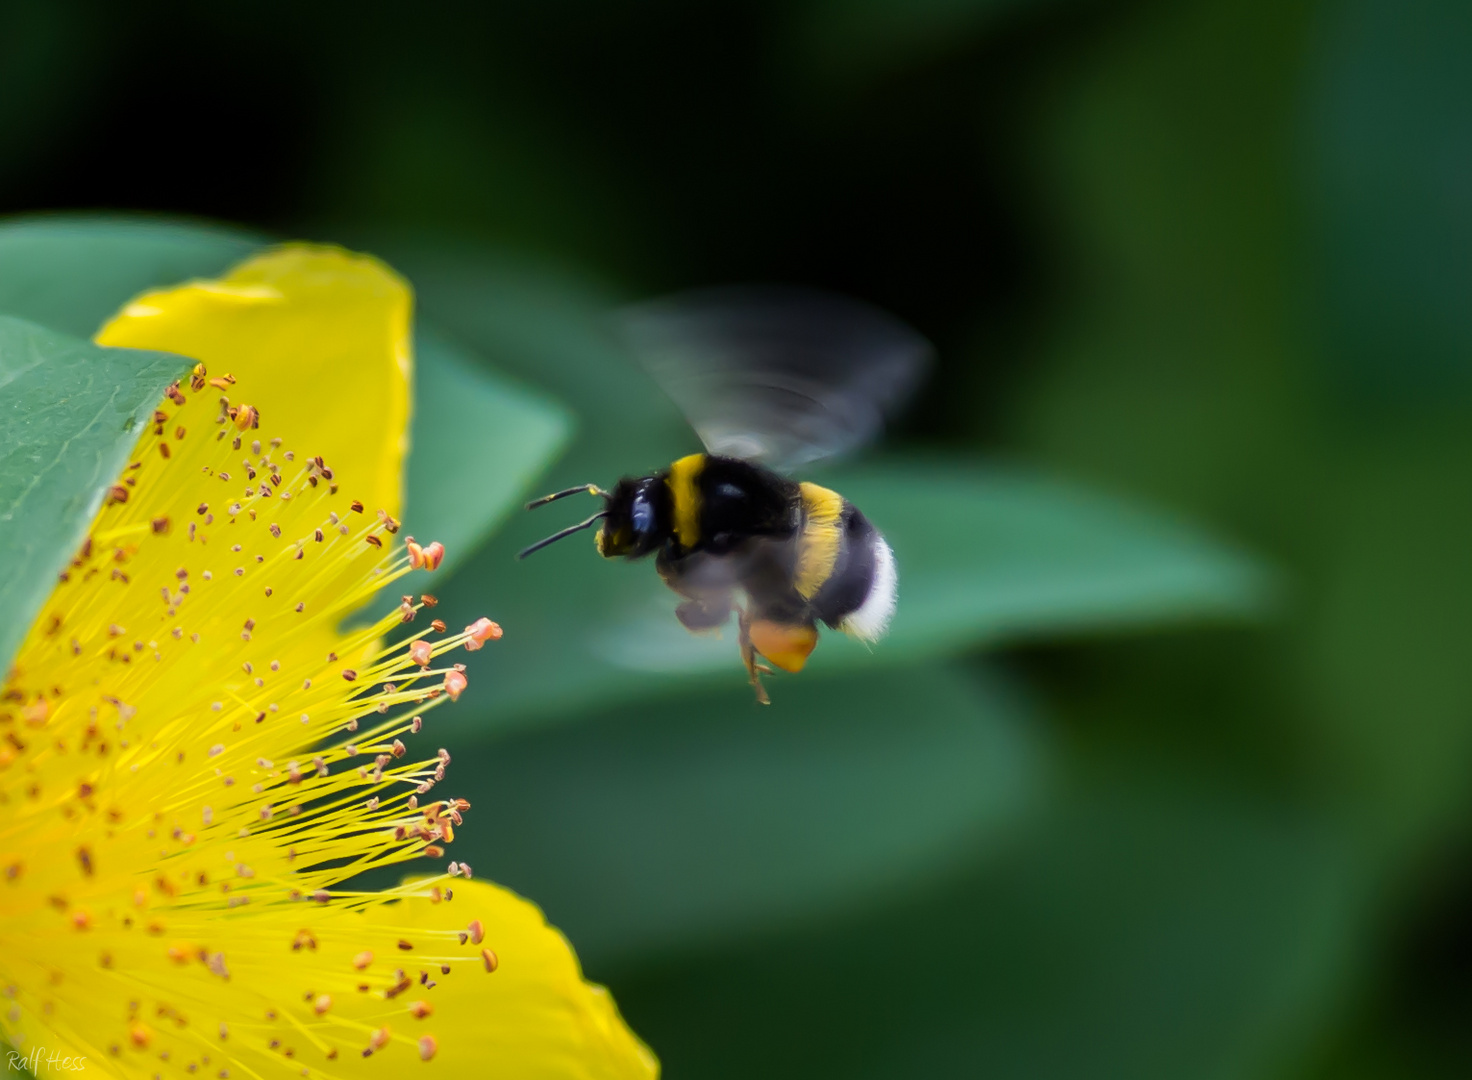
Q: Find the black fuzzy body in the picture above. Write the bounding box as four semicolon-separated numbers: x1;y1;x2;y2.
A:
597;453;883;636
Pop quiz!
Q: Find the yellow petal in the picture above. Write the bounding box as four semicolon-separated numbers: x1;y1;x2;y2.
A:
307;879;657;1078
5;878;656;1078
95;245;413;521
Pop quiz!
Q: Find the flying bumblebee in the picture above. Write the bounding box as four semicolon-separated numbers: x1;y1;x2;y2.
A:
518;287;930;703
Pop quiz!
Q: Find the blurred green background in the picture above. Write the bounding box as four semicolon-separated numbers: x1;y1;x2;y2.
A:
4;0;1472;1076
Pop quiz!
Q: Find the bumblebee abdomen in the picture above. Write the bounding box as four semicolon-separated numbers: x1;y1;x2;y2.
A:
658;458;897;644
804;496;897;642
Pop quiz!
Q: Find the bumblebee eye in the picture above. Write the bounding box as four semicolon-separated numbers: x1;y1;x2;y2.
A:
631;493;654;534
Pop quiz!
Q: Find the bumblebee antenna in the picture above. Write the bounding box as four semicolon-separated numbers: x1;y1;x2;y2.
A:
517;511;608;559
525;484;607;511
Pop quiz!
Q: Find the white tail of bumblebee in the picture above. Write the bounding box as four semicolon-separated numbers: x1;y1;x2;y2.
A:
839;536;897;642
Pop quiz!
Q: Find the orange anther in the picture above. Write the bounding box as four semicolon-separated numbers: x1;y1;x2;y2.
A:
313;994;332;1015
418;1035;438;1061
408;1000;433;1019
443;670;467;701
420;542;445;570
405;537;424;569
481;948;498;973
352;950;374;970
233;404;259;430
463;618;502;651
467;919;484;945
409;640;433;667
369;1027;391;1051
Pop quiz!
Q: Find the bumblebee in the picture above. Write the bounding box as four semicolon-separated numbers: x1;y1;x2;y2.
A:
518;287;928;703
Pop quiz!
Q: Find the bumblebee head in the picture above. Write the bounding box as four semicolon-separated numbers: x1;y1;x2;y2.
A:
595;477;669;559
517;477;669;560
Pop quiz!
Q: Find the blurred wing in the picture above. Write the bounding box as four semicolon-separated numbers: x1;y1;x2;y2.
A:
619;286;931;470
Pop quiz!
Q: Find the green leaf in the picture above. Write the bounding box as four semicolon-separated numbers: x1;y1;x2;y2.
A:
428;457;1270;730
375;242;1269;728
0;216;260;336
0;215;571;577
361;237;693;460
447;662;1044;967
403;328;571;575
598;459;1273;676
610;761;1364;1080
0;316;188;674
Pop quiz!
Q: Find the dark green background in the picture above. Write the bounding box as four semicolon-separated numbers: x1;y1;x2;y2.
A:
4;0;1472;1076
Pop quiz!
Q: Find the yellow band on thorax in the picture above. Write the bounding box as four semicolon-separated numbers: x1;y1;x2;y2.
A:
666;454;705;550
795;482;845;599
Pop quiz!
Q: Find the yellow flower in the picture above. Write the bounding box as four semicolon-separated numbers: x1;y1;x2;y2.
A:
0;247;656;1078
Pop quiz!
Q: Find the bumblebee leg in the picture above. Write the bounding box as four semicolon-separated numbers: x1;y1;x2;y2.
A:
675;595;733;635
736;605;772;705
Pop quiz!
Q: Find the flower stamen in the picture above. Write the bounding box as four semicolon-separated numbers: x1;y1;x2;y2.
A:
0;373;504;1071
